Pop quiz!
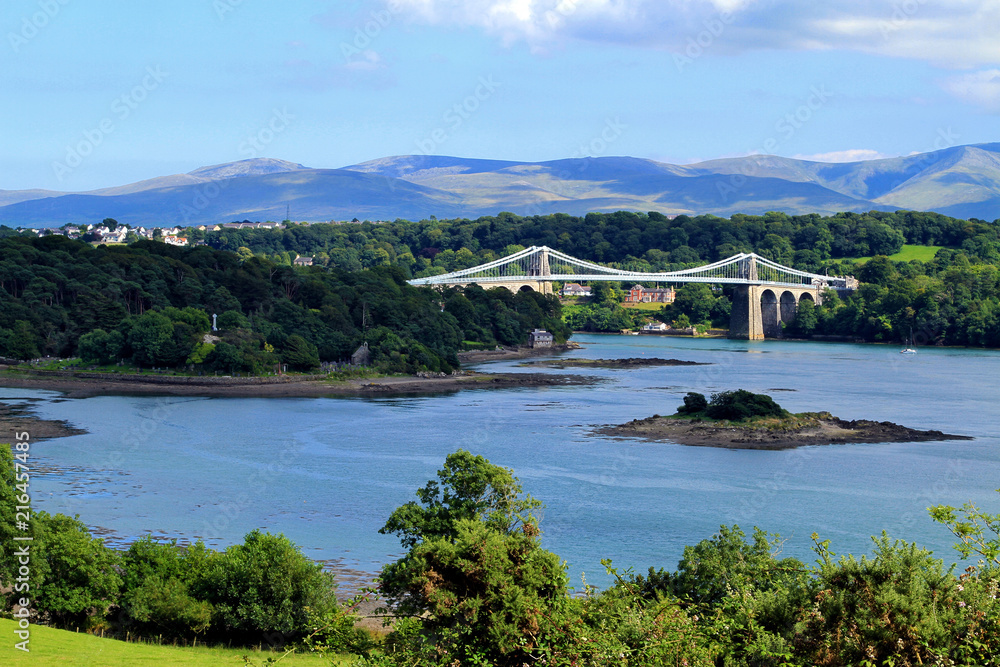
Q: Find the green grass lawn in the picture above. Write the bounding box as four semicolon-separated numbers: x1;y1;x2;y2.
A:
845;244;943;264
620;302;665;311
0;620;344;667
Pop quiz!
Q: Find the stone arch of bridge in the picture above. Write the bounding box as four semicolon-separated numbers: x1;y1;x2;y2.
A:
759;289;779;338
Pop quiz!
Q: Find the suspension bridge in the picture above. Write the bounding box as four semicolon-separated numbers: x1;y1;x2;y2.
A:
408;246;858;340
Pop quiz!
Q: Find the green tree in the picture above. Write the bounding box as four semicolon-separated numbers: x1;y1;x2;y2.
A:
676;392;708;415
0;445;20;590
32;512;123;626
929;489;1000;569
282;334;320;371
672;284;716;324
785;298;818;336
800;533;964;665
216;309;249;330
705;389;788;421
120;537;213;638
125;311;174;367
3;320;40;360
377;451;578;667
77;328;124;365
379;449;541;551
195;530;338;645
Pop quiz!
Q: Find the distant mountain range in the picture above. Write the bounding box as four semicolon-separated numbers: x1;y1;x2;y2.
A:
2;145;999;228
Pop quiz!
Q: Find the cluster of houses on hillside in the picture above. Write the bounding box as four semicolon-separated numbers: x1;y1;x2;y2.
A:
28;223;190;244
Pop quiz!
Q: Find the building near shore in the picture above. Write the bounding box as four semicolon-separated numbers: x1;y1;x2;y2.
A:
351;342;371;366
528;329;554;348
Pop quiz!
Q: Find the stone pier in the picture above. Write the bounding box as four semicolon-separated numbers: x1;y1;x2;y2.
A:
729;284;822;340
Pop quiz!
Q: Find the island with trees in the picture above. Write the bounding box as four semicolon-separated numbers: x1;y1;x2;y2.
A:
597;390;972;449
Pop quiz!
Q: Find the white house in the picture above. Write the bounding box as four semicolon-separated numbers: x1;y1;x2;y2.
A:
561;283;592;297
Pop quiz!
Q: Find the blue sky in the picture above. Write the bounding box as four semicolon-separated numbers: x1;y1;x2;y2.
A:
3;0;998;191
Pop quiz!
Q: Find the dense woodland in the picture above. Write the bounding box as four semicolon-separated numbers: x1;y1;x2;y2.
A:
202;209;1000;347
0;236;568;372
2;446;998;665
1;208;999;370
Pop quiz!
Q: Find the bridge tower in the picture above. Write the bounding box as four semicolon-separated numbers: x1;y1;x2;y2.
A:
528;247;551;278
728;255;824;340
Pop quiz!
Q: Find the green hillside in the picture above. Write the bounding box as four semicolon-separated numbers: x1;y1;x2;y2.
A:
847;243;944;264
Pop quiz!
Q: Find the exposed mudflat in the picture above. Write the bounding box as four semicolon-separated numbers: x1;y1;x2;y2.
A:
0;400;87;443
0;369;597;400
596;413;972;450
457;342;581;363
525;357;709;369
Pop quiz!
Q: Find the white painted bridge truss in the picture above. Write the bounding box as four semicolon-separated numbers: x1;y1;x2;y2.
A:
408;245;852;290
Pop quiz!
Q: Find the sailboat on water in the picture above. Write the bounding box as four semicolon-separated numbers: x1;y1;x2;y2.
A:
901;328;917;355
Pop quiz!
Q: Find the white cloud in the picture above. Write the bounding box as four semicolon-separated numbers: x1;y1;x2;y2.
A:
792;149;890;163
390;0;1000;67
942;69;1000;112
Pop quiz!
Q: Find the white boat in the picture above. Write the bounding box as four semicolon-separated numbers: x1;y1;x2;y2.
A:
901;328;917;354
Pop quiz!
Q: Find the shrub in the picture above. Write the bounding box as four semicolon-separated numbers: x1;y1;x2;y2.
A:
676;392;708;415
119;537;214;638
194;530;338;645
705;389;788;421
31;512;123;627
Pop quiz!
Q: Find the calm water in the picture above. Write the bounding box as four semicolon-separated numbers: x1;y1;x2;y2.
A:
4;334;999;589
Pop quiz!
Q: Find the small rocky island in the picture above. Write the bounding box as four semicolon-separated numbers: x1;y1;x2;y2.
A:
525;357;709;369
597;390;972;450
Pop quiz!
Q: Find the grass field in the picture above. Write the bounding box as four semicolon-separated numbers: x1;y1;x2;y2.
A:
620;302;666;311
846;244;943;264
0;620;344;667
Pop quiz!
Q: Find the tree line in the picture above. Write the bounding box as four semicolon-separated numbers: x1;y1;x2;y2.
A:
0;236;568;373
198;209;1000;346
202;209;998;276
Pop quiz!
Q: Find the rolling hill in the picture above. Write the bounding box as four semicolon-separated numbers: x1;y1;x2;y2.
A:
1;145;998;228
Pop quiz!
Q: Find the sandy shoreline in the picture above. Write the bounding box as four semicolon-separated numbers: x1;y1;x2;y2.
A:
596;414;973;450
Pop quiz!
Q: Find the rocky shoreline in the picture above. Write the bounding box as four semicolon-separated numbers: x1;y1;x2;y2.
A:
596;413;973;450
